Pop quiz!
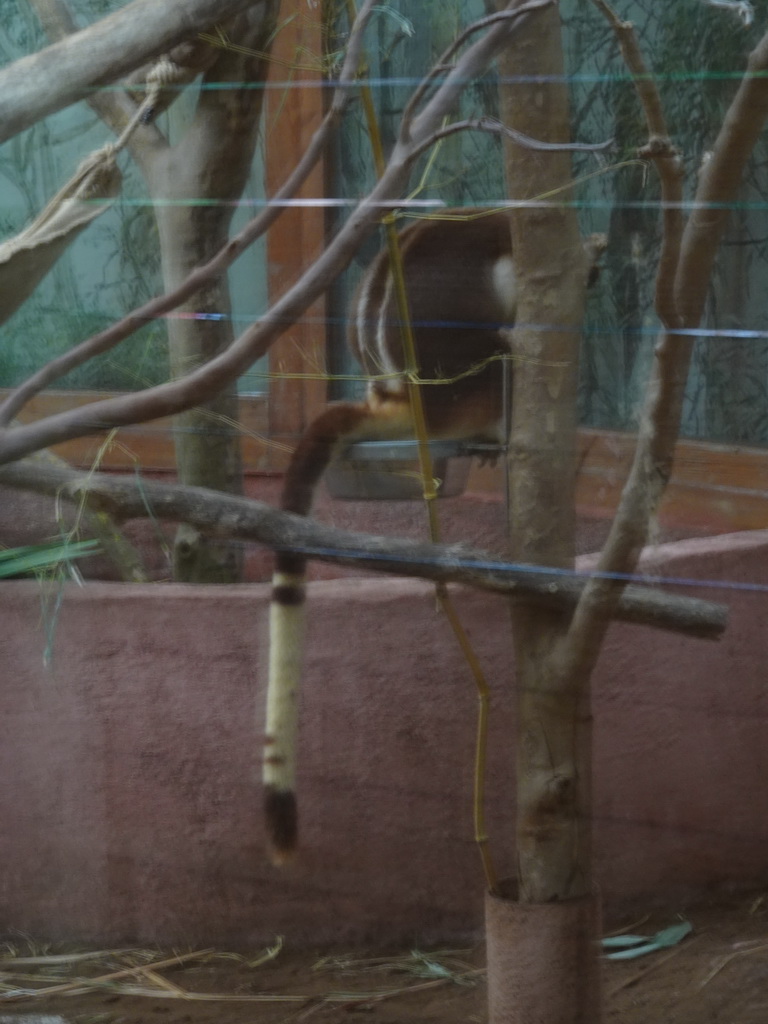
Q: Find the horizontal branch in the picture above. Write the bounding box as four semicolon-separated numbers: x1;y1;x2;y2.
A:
0;459;727;640
0;0;264;143
467;115;613;152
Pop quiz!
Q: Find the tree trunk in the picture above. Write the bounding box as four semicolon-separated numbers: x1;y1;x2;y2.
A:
490;2;600;1020
148;5;277;581
0;0;264;143
498;0;590;906
27;0;278;582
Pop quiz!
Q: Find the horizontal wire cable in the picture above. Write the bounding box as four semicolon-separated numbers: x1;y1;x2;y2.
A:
128;529;768;599
81;70;768;92
274;543;768;597
81;199;768;210
34;308;768;344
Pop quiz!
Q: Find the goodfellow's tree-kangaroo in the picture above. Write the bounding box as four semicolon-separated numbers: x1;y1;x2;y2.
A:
264;210;602;862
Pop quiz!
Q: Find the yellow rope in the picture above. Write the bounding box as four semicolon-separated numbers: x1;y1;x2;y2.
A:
347;0;498;893
253;350;563;385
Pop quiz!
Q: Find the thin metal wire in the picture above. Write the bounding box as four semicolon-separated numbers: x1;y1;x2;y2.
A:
279;542;768;597
82;70;768;93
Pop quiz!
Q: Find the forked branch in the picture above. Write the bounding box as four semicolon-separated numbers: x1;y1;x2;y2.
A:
0;457;727;639
561;3;768;676
591;0;684;328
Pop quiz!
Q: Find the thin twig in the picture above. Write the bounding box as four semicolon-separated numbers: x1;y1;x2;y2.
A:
603;914;651;938
0;0;379;429
590;0;684;329
423;115;613;155
307;968;485;1014
401;0;554;133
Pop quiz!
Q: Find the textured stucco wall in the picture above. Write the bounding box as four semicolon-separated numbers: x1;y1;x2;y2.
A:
1;530;767;946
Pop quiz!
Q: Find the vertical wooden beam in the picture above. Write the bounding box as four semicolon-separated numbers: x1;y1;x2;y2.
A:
265;0;327;452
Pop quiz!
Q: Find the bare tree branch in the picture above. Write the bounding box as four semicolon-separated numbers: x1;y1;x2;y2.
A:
0;0;265;144
0;0;380;431
674;28;768;325
27;0;211;160
424;115;613;154
400;0;554;134
590;0;685;329
0;458;727;639
406;0;550;143
0;0;551;466
27;0;140;133
559;12;768;678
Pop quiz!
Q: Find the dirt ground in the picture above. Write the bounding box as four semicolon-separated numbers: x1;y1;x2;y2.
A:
2;894;767;1023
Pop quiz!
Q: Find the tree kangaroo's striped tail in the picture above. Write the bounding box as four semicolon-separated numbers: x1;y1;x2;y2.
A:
260;211;598;863
264;401;380;863
262;212;604;863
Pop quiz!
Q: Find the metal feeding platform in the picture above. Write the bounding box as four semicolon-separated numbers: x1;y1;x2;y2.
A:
324;439;505;500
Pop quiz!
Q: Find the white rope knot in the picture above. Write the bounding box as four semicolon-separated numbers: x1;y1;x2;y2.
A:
113;55;187;148
145;56;187;90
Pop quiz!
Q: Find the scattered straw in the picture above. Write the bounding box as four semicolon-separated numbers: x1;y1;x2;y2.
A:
135;968;188;995
0;948;214;1001
608;935;702;998
698;941;768;989
603;914;651;938
313;947;477;982
0;940;481;1012
0;950;135;967
282;969;486;1021
247;936;284;968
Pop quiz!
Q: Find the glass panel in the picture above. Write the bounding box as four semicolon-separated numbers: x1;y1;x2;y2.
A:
0;0;268;394
568;0;768;443
328;0;768;446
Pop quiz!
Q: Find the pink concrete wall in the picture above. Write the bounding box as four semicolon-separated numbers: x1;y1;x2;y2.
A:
1;531;767;946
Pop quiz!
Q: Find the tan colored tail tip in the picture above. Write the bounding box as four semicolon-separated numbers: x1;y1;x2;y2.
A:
265;786;298;865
